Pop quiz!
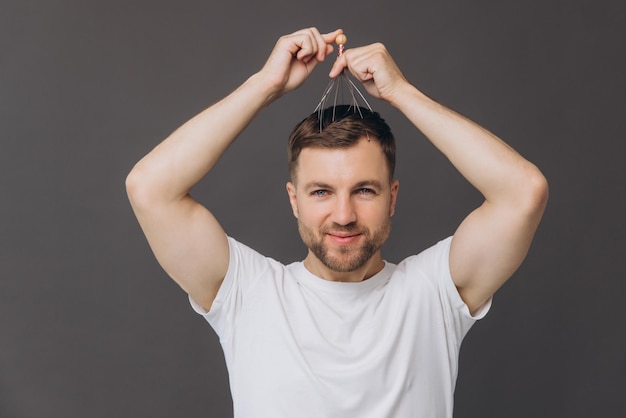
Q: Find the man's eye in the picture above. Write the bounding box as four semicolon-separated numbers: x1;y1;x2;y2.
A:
358;188;375;195
312;190;328;197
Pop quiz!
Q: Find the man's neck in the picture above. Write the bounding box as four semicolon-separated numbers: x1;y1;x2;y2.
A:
302;252;385;283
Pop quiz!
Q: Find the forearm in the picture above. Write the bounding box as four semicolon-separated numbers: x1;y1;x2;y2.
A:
390;84;547;210
127;73;278;207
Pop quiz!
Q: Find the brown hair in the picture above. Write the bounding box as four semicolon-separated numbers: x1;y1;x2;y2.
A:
288;105;396;181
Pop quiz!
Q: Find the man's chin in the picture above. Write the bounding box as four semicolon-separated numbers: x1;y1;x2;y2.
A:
319;250;370;273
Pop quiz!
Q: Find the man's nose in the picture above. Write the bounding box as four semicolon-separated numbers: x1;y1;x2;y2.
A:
331;195;357;226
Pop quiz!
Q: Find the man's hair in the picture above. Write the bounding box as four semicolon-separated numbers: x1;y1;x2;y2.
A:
287;105;396;181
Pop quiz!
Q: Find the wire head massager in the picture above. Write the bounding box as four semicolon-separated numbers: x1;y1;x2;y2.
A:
314;34;373;133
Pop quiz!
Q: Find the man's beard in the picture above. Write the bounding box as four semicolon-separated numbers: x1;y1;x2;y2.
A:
297;218;391;273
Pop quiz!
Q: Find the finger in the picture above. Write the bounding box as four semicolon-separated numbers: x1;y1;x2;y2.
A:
329;46;368;79
333;45;382;80
318;28;343;61
289;28;342;64
298;27;338;63
294;28;323;63
306;27;327;63
328;54;347;78
321;28;344;43
349;50;377;82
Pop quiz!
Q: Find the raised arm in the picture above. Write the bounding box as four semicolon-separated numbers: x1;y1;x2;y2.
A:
331;43;548;314
126;28;342;311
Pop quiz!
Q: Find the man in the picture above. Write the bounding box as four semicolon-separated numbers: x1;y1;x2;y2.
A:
126;27;548;417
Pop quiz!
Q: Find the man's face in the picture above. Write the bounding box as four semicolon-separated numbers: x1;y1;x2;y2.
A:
286;137;399;274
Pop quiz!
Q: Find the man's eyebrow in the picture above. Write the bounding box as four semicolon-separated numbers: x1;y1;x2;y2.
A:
354;180;385;190
303;182;334;191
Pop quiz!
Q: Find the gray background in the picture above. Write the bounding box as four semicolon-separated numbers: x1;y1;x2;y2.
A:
1;0;624;417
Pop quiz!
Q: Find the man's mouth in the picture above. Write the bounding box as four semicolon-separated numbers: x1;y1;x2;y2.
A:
326;232;361;245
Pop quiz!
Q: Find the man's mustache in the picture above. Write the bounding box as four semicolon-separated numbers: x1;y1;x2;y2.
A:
321;223;368;235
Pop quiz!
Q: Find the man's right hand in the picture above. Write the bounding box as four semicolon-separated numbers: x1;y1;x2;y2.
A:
258;28;344;102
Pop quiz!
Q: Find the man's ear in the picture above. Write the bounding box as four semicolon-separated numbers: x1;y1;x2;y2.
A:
389;179;399;217
286;182;299;218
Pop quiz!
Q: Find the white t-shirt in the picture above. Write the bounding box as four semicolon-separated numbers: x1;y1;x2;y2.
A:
190;236;490;418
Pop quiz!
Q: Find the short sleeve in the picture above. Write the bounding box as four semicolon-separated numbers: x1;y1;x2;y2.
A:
408;237;492;342
188;236;272;339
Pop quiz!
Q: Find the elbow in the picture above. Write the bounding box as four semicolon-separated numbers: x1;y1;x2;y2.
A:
126;161;184;213
520;164;549;217
125;163;154;212
125;167;138;201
